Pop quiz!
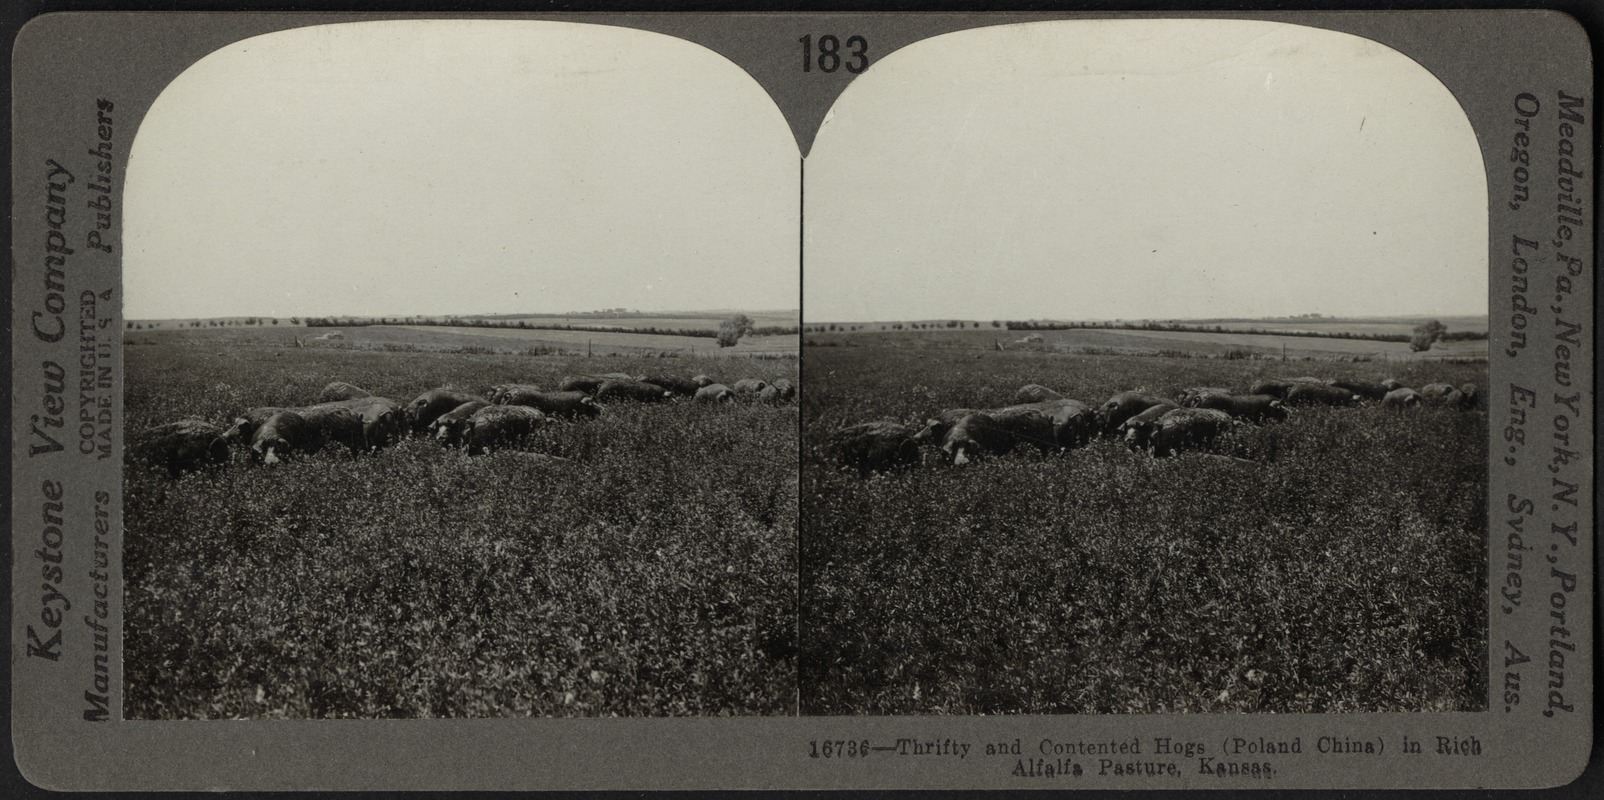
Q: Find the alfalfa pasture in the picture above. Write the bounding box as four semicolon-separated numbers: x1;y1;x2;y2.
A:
124;325;797;719
802;329;1488;715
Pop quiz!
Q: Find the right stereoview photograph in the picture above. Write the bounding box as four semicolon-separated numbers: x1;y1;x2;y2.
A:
801;19;1489;715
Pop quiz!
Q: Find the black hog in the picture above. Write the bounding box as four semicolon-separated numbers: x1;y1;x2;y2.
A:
695;383;735;403
828;420;921;477
912;408;981;449
1382;388;1423;409
499;388;600;419
1191;393;1288;423
432;400;491;446
300;406;366;455
1177;387;1232;407
407;389;488;432
558;376;607;394
310;396;405;449
222;406;287;447
250;410;317;465
732;378;769;396
640;375;703;397
1146;408;1234;458
595;379;673;403
134;420;230;477
1005;398;1095;449
464;405;548;456
1014;384;1063;404
1119;402;1180;452
486;383;541;404
1284;383;1360;406
942;406;1057;465
1097;392;1172;433
1329;379;1390;401
317;381;371;403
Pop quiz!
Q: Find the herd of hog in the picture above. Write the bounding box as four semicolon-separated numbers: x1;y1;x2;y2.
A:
134;372;795;477
827;375;1481;476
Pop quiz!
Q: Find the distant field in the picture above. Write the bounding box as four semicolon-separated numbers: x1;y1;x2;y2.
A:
805;327;1486;360
1208;316;1487;337
387;325;798;355
132;310;800;334
484;312;800;331
127;323;798;356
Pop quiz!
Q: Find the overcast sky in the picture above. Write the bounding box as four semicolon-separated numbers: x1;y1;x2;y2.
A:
804;19;1489;323
125;21;799;320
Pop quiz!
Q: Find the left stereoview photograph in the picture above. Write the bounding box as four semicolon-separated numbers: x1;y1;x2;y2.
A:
120;20;800;718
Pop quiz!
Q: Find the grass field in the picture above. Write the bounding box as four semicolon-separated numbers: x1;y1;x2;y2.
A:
127;310;801;356
801;342;1488;715
124;328;797;719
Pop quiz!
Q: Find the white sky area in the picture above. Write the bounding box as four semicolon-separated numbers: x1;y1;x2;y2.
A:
804;20;1489;323
124;21;799;319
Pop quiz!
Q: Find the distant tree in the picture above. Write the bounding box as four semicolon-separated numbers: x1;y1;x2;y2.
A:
270;319;279;325
716;321;742;348
991;321;1001;328
1411;320;1448;352
125;321;133;329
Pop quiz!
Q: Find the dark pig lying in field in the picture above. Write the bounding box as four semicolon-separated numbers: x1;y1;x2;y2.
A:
431;400;491;446
1419;382;1479;409
911;407;980;449
1191;393;1288;423
942;406;1057;465
692;374;716;388
222;406;287;447
595;379;673;403
1119;402;1180;451
1006;398;1095;448
1097;392;1171;434
134;420;230;477
310;396;405;449
317;381;371;403
1382;388;1423;409
1329;379;1391;401
1177;387;1231;407
1284;383;1360;406
407;389;488;432
1014;384;1063;404
1247;378;1299;399
732;378;769;397
1145;407;1235;458
694;383;735;403
828;420;921;476
300;406;367;455
486;383;541;404
499;388;601;419
463;404;548;456
639;375;703;397
558;375;609;394
771;378;796;401
250;410;316;465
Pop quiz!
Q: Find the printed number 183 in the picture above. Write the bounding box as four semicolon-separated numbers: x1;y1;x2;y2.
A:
800;35;869;74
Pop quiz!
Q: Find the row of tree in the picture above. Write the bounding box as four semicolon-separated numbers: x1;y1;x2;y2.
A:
297;315;796;347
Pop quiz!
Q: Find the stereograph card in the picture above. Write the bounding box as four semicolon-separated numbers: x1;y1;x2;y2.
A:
7;8;1595;791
